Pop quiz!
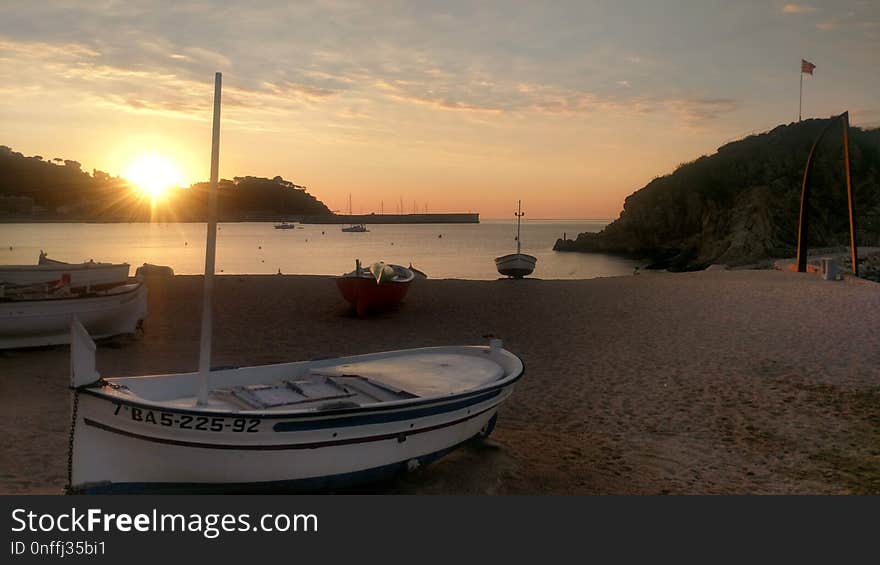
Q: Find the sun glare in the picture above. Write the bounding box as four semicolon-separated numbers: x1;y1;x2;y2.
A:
123;153;184;200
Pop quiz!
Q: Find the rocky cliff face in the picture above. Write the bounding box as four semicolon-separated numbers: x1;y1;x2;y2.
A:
555;118;880;270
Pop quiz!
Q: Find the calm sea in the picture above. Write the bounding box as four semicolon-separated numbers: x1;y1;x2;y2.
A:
0;220;639;280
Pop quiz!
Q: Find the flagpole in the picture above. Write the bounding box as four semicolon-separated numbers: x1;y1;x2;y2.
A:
196;72;222;406
799;67;803;122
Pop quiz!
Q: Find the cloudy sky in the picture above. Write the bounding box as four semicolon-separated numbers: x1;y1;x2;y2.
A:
1;1;878;217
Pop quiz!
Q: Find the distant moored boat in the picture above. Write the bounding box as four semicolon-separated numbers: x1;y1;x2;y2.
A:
341;194;369;232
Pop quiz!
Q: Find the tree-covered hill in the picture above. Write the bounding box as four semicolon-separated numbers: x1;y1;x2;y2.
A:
0;145;331;221
555;117;880;270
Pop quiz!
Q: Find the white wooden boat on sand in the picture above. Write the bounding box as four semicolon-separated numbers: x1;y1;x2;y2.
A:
0;282;147;349
495;200;537;278
69;323;522;492
0;252;129;290
495;253;537;278
67;72;524;493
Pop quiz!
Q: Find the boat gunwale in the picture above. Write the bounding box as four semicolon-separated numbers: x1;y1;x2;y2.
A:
0;261;130;272
0;281;143;304
76;349;525;420
338;264;415;284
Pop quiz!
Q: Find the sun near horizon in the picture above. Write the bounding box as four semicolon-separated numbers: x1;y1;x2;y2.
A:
123;153;186;202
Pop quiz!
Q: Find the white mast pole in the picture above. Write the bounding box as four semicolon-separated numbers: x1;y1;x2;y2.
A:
516;200;522;255
196;72;222;406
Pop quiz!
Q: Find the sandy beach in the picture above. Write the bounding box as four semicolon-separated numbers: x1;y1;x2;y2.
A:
1;269;878;494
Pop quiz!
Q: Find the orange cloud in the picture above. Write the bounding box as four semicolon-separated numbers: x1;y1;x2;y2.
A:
781;3;817;14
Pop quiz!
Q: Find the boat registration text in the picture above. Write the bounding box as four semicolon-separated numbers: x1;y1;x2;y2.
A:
114;404;261;433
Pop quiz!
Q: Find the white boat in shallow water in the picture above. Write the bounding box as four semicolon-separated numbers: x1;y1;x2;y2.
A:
67;72;525;493
0;252;129;290
0;283;147;349
69;323;523;492
495;200;537;278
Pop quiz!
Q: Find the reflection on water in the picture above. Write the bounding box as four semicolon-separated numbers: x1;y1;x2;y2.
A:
0;220;640;280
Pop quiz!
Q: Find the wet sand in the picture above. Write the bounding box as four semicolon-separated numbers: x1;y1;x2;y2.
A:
1;270;878;494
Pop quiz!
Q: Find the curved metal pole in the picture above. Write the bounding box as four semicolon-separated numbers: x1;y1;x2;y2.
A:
796;112;859;275
796;118;835;272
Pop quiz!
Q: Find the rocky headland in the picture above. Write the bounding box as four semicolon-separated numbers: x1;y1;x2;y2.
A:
555;118;880;272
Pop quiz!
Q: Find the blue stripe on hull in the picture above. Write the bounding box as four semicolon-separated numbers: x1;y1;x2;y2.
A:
273;389;501;431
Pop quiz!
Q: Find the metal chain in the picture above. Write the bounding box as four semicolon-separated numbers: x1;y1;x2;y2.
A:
65;389;80;494
99;378;127;391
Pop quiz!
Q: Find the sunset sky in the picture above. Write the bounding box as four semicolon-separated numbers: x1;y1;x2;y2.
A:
1;1;878;218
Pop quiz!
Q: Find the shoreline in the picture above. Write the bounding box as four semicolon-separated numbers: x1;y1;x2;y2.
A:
1;270;878;494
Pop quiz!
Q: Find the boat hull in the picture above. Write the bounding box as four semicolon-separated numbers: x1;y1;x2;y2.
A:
494;253;537;278
336;275;412;316
0;263;130;289
0;283;147;349
70;369;517;493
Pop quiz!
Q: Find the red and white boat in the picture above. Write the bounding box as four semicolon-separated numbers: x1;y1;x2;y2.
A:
337;261;415;316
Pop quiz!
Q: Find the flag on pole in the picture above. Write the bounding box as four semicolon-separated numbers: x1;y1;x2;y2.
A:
801;59;816;75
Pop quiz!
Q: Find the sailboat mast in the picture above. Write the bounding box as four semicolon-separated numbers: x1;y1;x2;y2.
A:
196;72;222;406
516;200;522;255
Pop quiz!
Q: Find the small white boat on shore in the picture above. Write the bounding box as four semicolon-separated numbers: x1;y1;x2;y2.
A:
0;282;147;349
273;221;296;229
0;252;130;290
495;253;537;278
495;200;537;278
